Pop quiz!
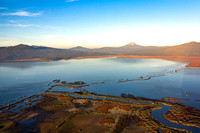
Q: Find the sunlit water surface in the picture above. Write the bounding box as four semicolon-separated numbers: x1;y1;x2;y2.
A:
0;58;200;109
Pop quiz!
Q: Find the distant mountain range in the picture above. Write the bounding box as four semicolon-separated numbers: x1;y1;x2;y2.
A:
0;41;200;62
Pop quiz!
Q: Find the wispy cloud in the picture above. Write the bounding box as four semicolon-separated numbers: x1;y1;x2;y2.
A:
0;22;61;31
0;7;7;9
9;20;26;23
65;0;78;2
9;20;17;23
14;24;36;27
0;19;38;27
0;10;43;16
0;23;38;27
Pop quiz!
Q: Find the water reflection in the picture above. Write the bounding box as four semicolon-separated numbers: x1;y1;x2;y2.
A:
0;58;199;109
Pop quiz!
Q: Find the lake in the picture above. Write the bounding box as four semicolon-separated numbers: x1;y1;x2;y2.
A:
0;57;200;109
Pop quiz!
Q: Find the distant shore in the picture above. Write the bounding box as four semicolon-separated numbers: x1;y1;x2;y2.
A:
3;55;200;68
73;55;200;68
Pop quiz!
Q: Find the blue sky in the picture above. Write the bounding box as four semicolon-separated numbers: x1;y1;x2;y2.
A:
0;0;200;48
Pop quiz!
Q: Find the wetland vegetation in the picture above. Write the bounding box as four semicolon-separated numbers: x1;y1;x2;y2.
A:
0;79;200;133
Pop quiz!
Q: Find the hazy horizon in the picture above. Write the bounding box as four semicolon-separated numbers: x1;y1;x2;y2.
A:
0;0;200;48
0;41;199;49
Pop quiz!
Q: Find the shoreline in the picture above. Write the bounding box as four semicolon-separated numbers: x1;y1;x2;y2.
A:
2;55;200;68
72;55;200;68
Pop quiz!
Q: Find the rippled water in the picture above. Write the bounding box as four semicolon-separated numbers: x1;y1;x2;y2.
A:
0;57;200;109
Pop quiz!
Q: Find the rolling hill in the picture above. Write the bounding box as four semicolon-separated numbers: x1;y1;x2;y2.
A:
0;41;200;62
0;44;104;62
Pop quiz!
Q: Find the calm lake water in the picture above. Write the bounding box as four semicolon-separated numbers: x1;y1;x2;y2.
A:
0;58;200;109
